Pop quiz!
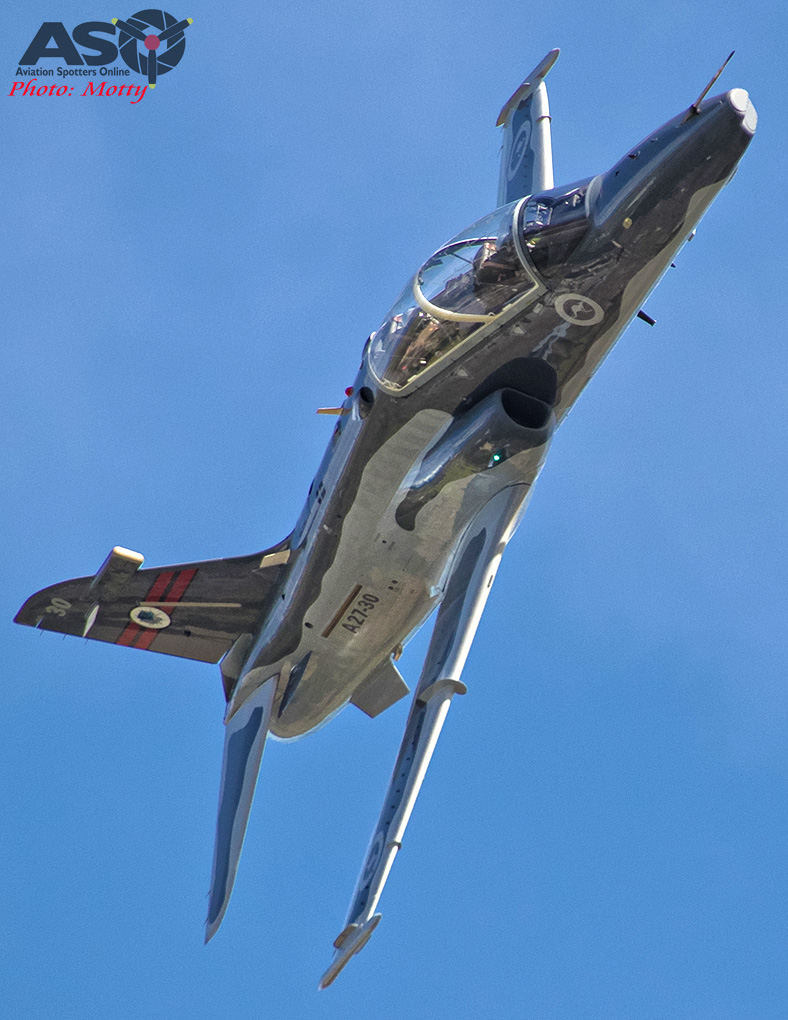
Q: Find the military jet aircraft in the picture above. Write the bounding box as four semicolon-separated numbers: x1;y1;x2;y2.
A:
15;49;756;988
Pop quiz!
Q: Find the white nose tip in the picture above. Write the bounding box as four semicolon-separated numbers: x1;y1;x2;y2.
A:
727;88;758;134
727;87;749;113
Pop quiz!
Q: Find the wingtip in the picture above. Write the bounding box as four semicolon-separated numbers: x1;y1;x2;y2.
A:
204;892;230;945
318;914;382;989
204;914;222;944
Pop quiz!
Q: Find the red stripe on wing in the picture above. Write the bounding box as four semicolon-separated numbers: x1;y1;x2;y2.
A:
161;567;197;605
117;571;176;646
135;568;198;650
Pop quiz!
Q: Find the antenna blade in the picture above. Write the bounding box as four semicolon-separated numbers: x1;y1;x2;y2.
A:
691;51;735;113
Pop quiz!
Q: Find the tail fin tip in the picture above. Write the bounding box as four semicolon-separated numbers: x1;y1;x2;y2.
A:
496;48;560;127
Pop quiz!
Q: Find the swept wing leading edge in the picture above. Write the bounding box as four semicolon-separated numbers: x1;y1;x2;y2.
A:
319;483;534;988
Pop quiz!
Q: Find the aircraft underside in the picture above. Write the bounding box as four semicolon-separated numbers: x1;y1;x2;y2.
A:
14;48;756;987
247;390;555;739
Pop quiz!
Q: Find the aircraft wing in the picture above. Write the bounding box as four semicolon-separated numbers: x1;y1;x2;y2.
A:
205;672;277;942
13;540;292;664
497;48;559;206
319;483;532;988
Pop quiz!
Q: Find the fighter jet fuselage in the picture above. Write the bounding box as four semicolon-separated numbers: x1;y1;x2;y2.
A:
14;56;756;984
230;87;756;739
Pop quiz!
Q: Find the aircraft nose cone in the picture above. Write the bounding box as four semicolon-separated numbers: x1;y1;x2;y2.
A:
726;88;758;134
583;86;755;253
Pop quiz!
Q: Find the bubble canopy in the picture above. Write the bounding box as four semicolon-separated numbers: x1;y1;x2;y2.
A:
367;202;538;392
367;182;595;394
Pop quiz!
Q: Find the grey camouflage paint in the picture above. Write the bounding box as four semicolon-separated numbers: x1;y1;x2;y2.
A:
228;89;754;739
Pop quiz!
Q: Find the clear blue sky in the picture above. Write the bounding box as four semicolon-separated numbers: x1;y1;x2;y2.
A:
3;3;787;1017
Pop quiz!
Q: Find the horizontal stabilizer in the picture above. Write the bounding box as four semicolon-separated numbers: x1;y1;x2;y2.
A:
350;659;409;718
205;674;277;942
14;537;292;663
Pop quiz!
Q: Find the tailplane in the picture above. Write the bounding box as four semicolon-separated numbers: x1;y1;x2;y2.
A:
497;48;559;206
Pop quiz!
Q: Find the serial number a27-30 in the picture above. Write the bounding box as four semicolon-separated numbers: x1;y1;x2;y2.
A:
14;49;756;988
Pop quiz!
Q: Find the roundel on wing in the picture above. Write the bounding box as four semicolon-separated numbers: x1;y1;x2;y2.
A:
130;605;171;629
362;832;384;882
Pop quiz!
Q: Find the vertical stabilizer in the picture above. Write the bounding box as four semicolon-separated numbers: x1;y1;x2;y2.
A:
497;49;559;207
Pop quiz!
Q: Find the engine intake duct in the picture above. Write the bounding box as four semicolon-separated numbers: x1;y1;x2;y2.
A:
498;389;552;429
395;389;554;532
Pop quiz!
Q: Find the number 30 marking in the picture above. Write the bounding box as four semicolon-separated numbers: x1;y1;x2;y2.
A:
45;597;72;617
